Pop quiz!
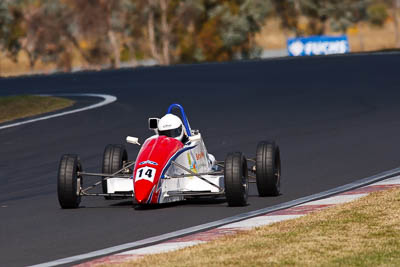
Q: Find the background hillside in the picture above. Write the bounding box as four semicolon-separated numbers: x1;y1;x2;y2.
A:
0;0;399;76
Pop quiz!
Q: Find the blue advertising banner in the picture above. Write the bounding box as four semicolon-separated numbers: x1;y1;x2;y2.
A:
287;35;350;56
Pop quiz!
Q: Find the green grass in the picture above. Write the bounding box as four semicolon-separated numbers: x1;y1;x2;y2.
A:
110;187;400;267
0;95;74;123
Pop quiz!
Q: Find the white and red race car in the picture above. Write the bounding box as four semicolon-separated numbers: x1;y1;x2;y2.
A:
57;104;281;208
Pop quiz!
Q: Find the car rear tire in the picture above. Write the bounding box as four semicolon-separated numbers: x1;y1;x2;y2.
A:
256;141;281;196
57;154;82;209
102;144;128;199
224;152;248;206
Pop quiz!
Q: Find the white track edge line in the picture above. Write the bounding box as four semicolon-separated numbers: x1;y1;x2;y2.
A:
29;166;400;267
0;93;117;130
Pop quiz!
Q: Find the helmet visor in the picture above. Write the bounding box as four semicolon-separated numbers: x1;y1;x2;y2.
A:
159;126;182;138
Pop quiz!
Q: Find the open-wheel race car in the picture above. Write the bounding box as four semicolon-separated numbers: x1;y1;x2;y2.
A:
57;104;281;208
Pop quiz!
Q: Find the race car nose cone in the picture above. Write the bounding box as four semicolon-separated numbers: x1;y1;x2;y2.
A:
135;192;147;204
134;181;153;204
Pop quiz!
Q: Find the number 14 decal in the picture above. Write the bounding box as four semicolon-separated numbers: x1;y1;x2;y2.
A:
135;166;156;182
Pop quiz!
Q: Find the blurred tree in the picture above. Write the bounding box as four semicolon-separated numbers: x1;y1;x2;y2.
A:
130;0;272;64
301;0;370;34
215;0;272;59
0;1;25;65
182;0;272;62
367;2;389;26
328;1;370;33
394;0;400;47
272;0;301;36
23;1;74;70
274;0;370;36
0;0;86;71
67;0;131;68
132;0;204;65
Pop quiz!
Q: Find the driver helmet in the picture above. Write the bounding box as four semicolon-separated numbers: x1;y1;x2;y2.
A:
158;114;185;141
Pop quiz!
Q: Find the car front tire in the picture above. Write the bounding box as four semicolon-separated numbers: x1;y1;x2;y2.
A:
256;141;281;196
224;152;248;207
57;154;82;209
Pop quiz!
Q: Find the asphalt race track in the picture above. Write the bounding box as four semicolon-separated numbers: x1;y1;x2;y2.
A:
1;53;400;266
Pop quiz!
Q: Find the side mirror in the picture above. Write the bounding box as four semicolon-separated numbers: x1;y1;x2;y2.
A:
126;136;141;145
148;118;159;130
